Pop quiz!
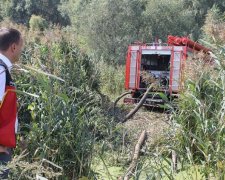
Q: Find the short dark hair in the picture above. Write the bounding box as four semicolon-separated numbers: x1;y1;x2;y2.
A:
0;28;21;51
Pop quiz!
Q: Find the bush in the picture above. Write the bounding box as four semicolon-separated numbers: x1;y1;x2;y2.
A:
29;15;48;31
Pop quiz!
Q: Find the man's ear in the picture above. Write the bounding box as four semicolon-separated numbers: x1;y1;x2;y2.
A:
10;43;16;52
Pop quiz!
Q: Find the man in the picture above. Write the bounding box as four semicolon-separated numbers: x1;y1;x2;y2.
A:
0;28;23;178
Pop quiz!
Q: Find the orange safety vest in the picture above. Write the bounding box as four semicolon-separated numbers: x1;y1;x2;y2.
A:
0;60;17;148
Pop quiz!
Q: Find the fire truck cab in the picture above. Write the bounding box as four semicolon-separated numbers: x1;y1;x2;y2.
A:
124;36;210;106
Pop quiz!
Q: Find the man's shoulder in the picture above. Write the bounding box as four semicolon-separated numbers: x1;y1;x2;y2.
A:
0;59;7;67
0;65;6;75
0;59;6;66
0;65;5;70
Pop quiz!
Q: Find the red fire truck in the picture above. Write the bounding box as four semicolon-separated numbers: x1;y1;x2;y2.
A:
124;36;210;106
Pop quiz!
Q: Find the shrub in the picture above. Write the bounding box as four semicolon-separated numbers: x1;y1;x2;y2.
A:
29;15;48;31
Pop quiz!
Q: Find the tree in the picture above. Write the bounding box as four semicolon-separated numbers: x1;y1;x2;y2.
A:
144;0;195;40
182;0;225;39
58;0;225;64
75;0;195;64
9;0;70;26
75;0;147;63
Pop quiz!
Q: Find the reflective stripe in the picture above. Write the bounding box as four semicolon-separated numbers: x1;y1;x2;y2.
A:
129;51;137;88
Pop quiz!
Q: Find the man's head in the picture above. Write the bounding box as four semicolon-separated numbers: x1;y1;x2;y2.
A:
0;28;23;63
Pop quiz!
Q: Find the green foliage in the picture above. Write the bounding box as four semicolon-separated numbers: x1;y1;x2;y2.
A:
144;0;195;40
0;0;11;20
183;0;225;39
8;0;70;26
0;0;225;179
6;25;107;179
2;0;225;64
201;6;225;44
98;61;125;99
68;0;196;64
29;15;48;31
75;0;147;63
169;48;225;178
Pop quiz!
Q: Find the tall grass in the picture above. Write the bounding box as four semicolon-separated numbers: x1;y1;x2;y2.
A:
172;52;225;178
167;9;225;179
0;20;111;179
98;61;125;100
